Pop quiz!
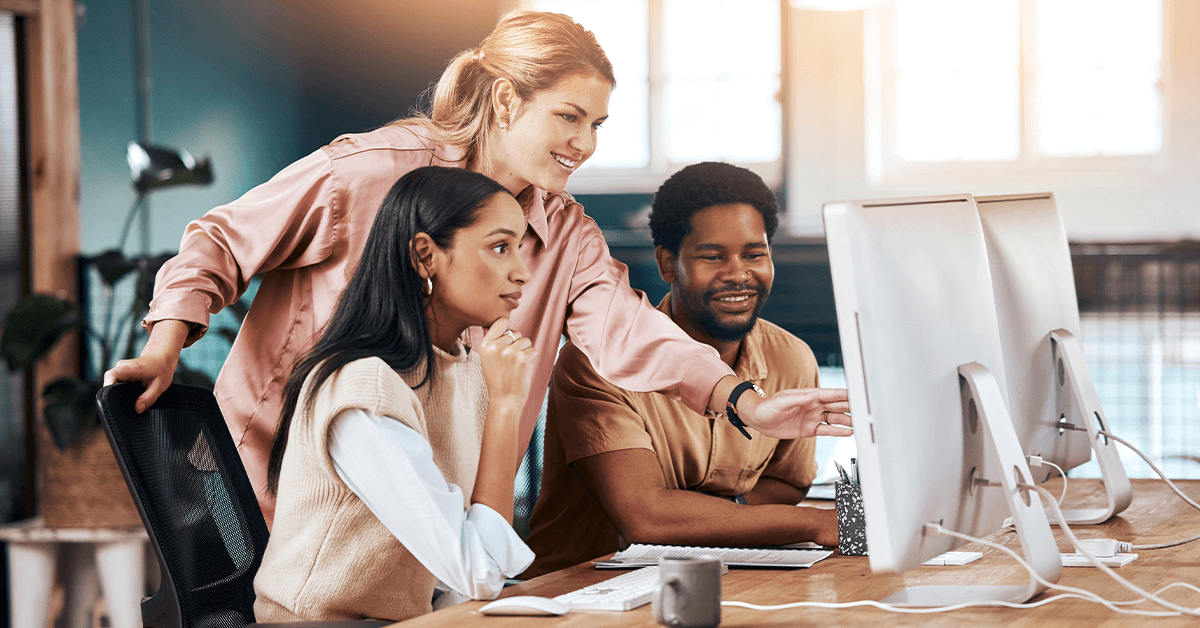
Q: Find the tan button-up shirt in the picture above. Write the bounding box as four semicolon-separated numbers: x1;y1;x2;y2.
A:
145;125;734;525
522;297;819;578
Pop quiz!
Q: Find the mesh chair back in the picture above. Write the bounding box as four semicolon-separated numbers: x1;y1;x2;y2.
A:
97;383;270;628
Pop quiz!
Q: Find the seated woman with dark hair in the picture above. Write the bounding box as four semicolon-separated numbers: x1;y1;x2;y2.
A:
253;166;536;623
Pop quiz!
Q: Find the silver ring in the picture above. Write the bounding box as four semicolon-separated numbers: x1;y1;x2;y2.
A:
504;330;517;342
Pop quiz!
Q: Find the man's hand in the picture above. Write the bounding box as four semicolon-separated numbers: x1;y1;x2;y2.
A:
808;507;840;548
739;387;852;440
573;448;841;548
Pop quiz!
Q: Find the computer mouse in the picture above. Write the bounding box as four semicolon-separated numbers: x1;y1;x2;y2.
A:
478;595;570;616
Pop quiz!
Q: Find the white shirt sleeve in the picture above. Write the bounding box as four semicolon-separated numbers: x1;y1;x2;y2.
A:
327;408;535;600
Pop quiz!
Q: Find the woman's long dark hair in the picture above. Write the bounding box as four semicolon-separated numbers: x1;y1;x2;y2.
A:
267;166;511;494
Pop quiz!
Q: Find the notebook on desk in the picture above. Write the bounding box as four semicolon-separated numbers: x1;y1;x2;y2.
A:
806;482;837;500
593;542;833;569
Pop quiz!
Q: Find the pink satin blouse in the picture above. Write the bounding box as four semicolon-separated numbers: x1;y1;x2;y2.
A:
145;125;733;525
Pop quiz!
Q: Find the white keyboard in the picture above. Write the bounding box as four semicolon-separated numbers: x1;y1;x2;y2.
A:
553;566;660;611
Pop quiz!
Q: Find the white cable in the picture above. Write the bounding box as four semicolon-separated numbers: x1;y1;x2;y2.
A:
1093;429;1200;550
722;592;1159;614
1022;483;1200;617
722;482;1194;618
1097;429;1200;512
927;520;1181;617
721;461;1200;617
1157;581;1200;598
1132;532;1200;550
1022;453;1070;504
723;578;1200;615
1028;456;1068;505
1045;460;1067;505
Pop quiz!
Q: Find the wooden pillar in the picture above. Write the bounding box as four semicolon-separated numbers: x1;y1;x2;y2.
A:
4;0;82;515
26;0;80;305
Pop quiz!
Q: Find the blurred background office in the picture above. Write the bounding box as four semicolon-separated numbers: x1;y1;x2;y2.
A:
1;0;1198;624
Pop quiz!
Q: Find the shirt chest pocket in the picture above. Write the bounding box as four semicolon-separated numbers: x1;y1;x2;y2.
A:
701;440;775;496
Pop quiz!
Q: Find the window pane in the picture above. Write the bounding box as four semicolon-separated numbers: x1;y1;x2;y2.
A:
895;0;1017;70
592;79;649;168
897;70;1019;161
530;0;650;168
663;0;781;162
1035;0;1162;156
893;0;1019;161
1039;71;1162;156
1037;0;1161;68
665;77;782;162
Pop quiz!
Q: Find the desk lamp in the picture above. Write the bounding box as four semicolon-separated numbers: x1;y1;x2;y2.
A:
120;141;213;253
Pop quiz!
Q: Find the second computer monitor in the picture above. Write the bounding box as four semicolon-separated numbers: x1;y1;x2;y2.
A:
975;192;1131;524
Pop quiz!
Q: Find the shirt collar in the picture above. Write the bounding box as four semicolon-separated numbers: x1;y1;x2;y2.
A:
514;187;550;246
434;133;550;245
655;296;770;382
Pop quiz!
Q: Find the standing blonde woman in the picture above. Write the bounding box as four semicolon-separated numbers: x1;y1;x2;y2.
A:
106;10;852;527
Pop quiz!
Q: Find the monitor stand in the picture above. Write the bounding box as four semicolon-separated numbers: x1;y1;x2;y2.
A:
1049;329;1132;525
883;363;1063;606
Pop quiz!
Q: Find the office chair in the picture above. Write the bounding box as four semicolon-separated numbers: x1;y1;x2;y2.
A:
96;383;388;628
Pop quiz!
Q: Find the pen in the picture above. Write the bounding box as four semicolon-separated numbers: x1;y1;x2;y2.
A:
834;460;851;484
850;458;859;485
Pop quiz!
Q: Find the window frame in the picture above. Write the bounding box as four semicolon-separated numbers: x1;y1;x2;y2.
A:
515;0;787;194
864;0;1172;191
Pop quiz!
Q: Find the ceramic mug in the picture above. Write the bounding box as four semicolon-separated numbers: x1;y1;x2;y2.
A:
651;555;722;628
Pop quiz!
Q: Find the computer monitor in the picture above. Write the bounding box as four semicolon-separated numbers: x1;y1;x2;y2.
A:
975;192;1131;524
823;194;1062;605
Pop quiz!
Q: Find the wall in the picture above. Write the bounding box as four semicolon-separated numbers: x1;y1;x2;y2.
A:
77;0;500;256
79;0;291;256
785;2;1200;241
76;1;1200;273
74;0;503;381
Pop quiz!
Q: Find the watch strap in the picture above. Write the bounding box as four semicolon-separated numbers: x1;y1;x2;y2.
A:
725;381;762;440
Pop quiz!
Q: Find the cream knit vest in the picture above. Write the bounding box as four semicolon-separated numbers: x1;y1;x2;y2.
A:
253;346;487;622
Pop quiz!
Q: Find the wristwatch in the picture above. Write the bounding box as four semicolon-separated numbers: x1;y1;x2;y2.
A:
725;381;765;440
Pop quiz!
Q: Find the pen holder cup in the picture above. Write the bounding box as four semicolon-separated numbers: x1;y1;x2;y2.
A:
835;481;868;556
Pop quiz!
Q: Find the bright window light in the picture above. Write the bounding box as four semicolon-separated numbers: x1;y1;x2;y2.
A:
1035;0;1163;156
883;0;1163;168
663;0;781;162
894;0;1019;161
529;0;650;168
527;0;782;181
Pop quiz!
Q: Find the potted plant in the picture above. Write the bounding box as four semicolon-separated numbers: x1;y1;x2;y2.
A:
0;249;243;528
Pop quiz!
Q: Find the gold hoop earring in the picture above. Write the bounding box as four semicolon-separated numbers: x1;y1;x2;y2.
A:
423;276;434;296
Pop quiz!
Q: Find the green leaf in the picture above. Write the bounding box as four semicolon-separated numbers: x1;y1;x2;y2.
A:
143;252;174;275
0;295;81;371
41;378;100;449
88;249;136;287
226;298;249;324
173;361;214;389
215;327;239;346
131;254;174;313
133;269;154;314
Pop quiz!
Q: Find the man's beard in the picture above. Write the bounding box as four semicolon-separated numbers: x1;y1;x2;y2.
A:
680;282;769;342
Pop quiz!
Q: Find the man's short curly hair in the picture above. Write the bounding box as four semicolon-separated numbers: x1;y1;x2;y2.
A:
648;162;779;255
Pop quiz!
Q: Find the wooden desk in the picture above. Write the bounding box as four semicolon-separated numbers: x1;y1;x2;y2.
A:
394;479;1200;627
